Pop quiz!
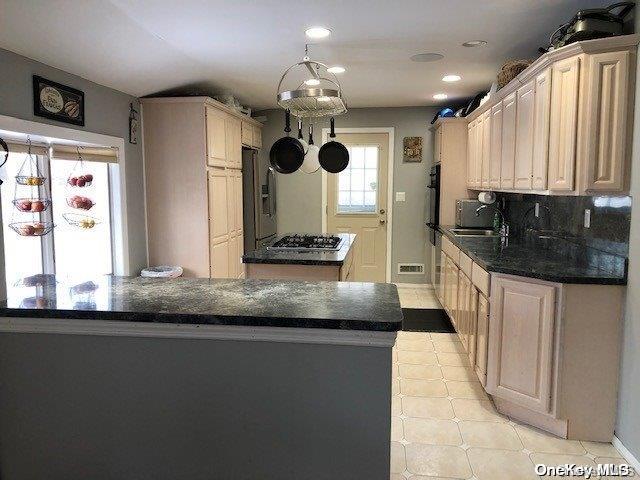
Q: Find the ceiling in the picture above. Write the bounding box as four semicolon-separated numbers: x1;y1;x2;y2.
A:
0;0;615;110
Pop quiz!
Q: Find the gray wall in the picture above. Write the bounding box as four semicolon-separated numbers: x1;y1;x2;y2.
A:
0;48;147;274
615;9;640;462
257;107;438;284
0;332;392;480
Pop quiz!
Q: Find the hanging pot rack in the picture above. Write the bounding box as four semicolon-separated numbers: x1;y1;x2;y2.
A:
276;45;347;118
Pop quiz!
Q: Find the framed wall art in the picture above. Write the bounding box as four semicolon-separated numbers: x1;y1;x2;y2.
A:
33;75;85;126
403;136;422;162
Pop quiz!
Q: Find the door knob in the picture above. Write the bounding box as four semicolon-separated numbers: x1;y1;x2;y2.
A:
380;209;386;214
380;218;386;224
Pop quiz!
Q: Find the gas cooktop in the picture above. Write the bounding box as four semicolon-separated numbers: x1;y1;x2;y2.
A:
267;234;344;251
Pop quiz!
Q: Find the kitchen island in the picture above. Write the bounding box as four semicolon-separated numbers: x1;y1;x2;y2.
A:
243;233;357;281
0;275;401;480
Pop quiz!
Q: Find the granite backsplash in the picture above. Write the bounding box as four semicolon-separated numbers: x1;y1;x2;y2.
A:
495;193;632;257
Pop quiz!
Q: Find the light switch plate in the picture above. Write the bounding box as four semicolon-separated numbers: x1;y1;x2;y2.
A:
395;192;406;202
584;209;591;228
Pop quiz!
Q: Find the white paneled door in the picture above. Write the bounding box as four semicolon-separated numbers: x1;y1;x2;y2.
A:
327;133;389;282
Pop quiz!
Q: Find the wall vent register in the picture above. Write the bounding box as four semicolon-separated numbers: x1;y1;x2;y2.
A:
398;263;425;274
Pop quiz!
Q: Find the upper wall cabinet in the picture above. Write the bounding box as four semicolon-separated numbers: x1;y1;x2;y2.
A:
465;35;638;196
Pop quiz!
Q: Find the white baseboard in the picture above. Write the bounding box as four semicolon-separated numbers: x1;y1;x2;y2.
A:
613;436;640;472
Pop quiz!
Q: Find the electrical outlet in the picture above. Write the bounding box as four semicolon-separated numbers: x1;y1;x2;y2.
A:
395;192;406;202
535;202;540;218
584;209;591;228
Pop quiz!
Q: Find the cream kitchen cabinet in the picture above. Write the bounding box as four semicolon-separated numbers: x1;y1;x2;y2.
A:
474;292;489;386
252;125;262;149
489;102;503;189
142;96;262;278
486;273;625;441
465;35;637;196
429;118;468;225
241;120;253;147
500;91;517;190
480;110;491;189
206;106;227;167
487;276;556;414
514;79;535;189
532;68;552;190
548;56;580;192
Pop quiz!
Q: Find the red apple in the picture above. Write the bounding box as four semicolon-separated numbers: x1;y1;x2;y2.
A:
84;174;93;182
20;225;35;236
18;200;32;211
31;201;45;212
68;177;78;186
76;178;86;187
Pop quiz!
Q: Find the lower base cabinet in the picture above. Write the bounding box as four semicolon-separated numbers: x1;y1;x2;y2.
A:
486;276;556;414
474;293;489;386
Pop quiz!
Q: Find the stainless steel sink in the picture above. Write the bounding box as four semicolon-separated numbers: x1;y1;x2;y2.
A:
450;228;498;237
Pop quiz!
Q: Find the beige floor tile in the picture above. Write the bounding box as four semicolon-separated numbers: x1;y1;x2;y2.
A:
398;350;438;365
392;378;400;395
580;441;622;458
396;338;435;352
441;365;477;381
437;352;471;366
391;416;403;441
445;381;489;400
430;332;459;341
390;441;406;474
392;395;402;416
515;424;586;455
405;444;472;478
399;364;443;380
392;349;398;362
403;417;462;446
451;399;509;422
433;340;466;353
401;378;448;397
530;453;596;478
593;456;635;480
397;331;431;340
392;363;399;378
389;475;405;480
407;476;458;480
458;421;523;450
467;448;538;480
402;396;455;420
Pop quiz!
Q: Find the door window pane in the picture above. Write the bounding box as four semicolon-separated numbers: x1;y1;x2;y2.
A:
0;153;44;283
336;145;379;213
50;159;113;277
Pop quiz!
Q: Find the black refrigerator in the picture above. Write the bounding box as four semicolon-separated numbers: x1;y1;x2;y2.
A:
242;148;277;252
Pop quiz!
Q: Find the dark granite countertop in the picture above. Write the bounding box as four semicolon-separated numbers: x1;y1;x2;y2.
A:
242;233;356;266
0;274;402;332
439;226;627;285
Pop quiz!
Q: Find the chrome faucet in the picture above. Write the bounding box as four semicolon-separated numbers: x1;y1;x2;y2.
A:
476;205;510;238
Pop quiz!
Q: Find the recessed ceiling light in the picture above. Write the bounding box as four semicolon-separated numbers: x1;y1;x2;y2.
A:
327;66;346;74
305;78;321;86
442;74;461;82
410;52;444;63
433;93;448;100
305;26;331;39
462;40;487;47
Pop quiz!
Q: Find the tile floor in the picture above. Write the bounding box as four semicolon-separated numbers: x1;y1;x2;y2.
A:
391;284;627;480
395;284;441;310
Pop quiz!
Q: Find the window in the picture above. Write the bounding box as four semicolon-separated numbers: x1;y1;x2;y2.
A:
336;145;379;213
0;149;114;285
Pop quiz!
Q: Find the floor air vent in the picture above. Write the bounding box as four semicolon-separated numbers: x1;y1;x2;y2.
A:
398;263;425;274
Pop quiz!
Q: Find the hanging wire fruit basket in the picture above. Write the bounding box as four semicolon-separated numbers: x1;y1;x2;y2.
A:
62;212;100;229
15;146;46;186
276;45;347;118
66;195;95;210
8;221;55;237
12;198;52;213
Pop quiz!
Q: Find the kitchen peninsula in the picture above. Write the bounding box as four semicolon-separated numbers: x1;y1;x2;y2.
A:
0;275;401;479
243;233;356;281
